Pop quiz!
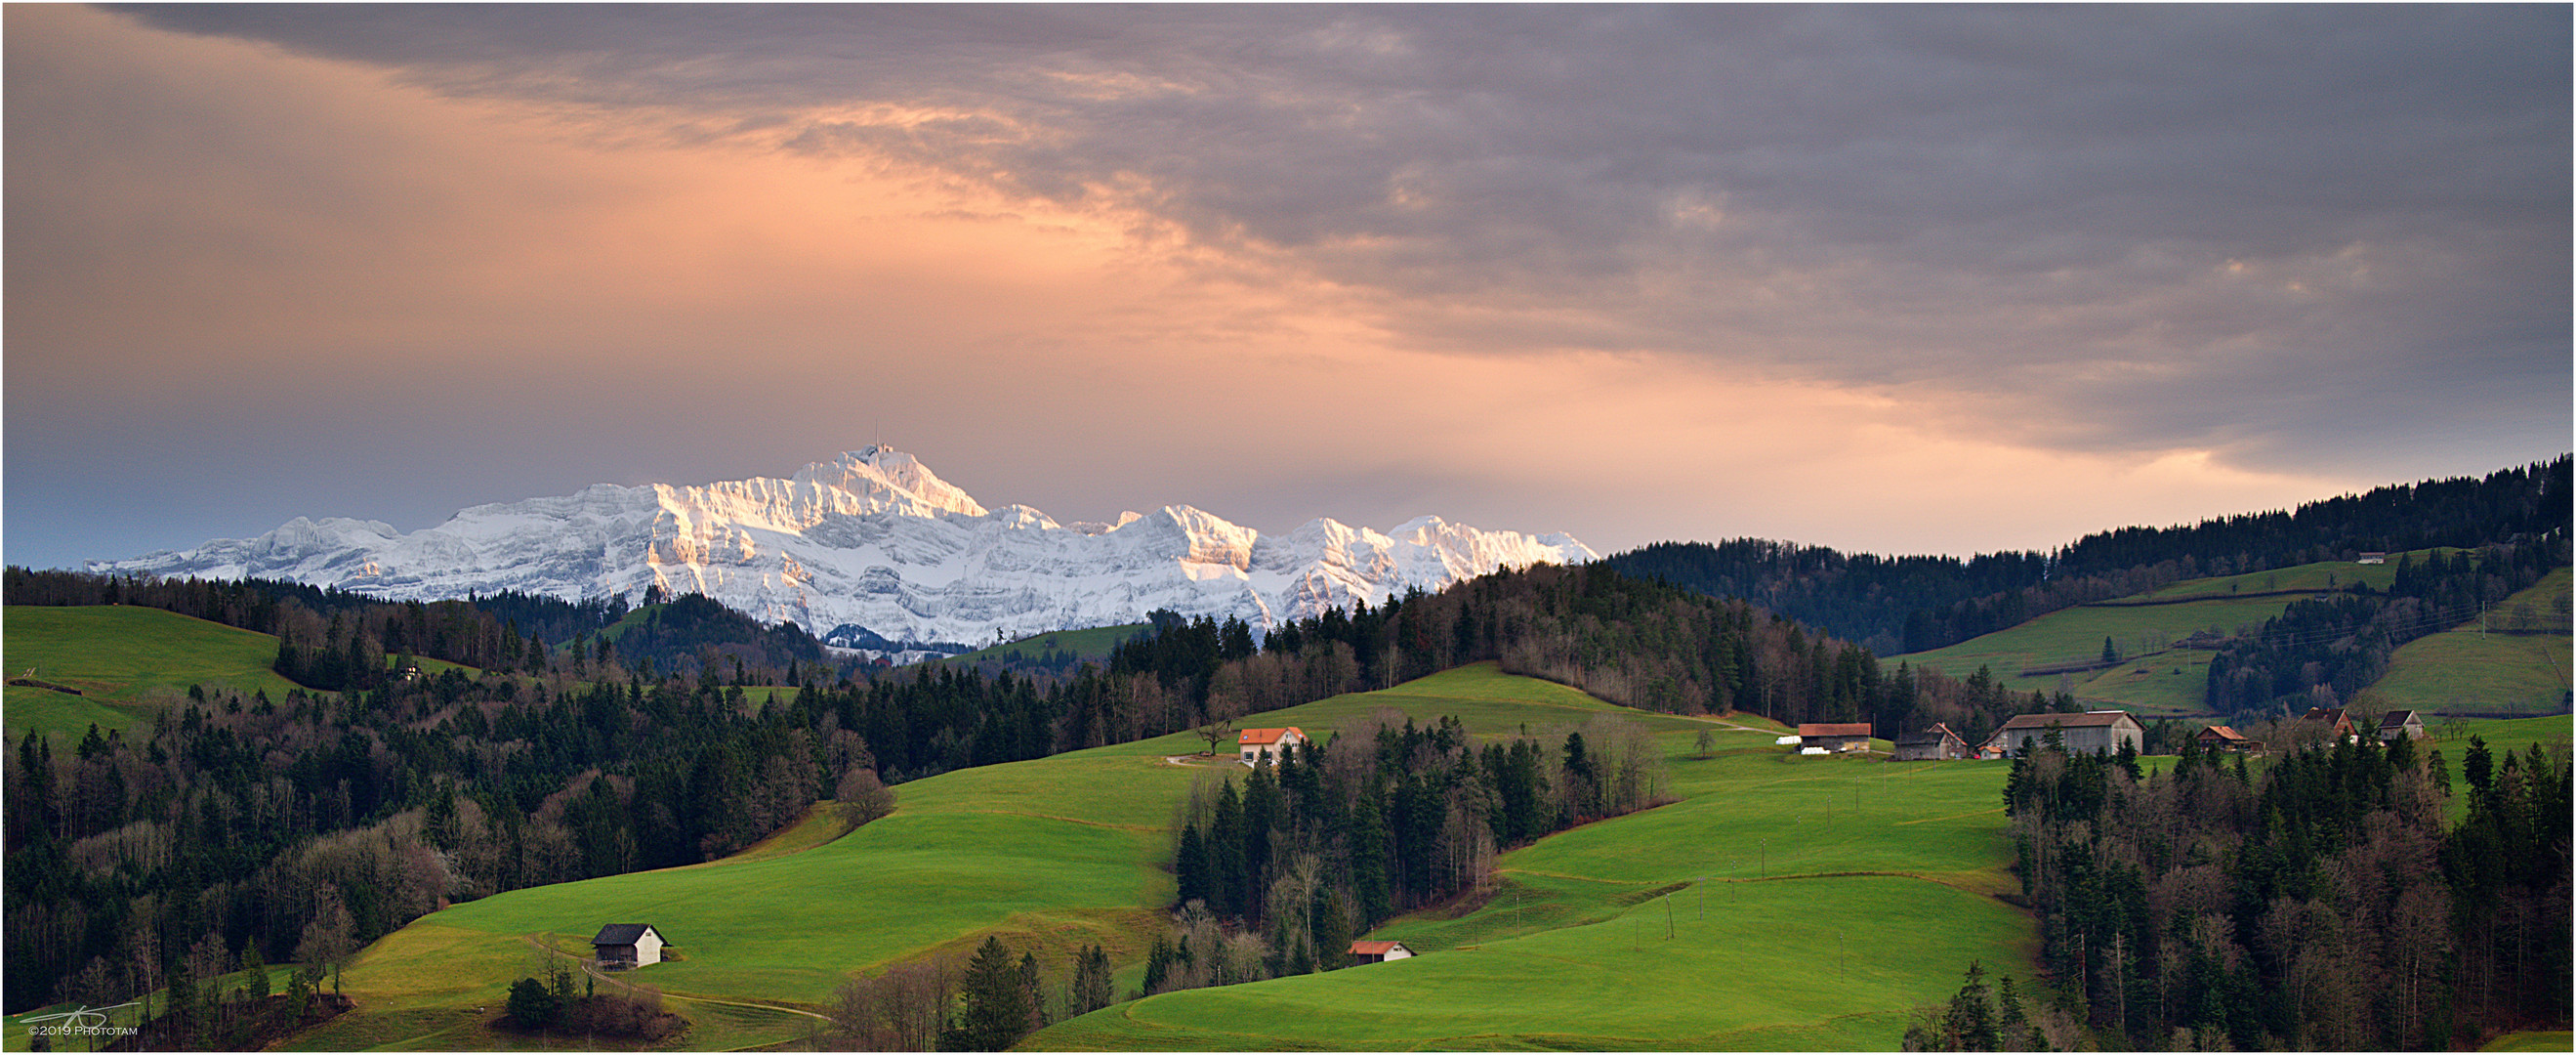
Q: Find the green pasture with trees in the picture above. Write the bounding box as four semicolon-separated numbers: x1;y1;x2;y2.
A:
1;605;312;739
1891;551;2563;717
1037;715;2033;1050
2356;568;2572;717
276;670;2029;1047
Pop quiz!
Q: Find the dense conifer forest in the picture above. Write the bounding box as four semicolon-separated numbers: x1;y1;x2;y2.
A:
1143;709;1669;997
1921;727;2572;1050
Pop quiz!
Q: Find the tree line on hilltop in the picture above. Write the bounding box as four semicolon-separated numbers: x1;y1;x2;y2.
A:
1601;455;2570;655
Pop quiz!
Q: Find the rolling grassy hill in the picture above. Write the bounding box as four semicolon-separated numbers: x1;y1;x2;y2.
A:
1;605;312;740
1035;699;2029;1050
276;664;2028;1051
1;606;500;742
2354;568;2572;717
1886;551;2565;717
256;665;2029;1041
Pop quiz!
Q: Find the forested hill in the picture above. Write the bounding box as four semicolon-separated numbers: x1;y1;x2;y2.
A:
1599;455;2571;654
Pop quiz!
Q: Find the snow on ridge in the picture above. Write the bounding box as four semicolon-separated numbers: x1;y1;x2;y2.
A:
86;447;1597;649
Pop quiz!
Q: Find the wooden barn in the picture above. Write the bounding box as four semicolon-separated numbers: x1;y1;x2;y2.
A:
1349;940;1415;964
2195;725;2263;755
1796;723;1874;753
591;924;667;969
1892;724;1969;761
2378;710;2428;741
1238;727;1307;766
1980;711;2143;758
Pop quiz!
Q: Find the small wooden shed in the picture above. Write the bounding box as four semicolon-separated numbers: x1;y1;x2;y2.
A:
592;924;667;969
1349;940;1415;964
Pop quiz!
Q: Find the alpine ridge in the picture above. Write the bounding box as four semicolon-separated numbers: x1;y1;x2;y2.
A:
87;446;1596;654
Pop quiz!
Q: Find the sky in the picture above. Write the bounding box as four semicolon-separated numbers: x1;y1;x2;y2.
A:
8;4;2569;571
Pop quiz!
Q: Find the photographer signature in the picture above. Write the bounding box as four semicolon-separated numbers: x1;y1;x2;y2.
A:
22;1002;139;1030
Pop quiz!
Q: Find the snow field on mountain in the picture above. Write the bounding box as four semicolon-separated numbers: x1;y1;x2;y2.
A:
92;446;1596;650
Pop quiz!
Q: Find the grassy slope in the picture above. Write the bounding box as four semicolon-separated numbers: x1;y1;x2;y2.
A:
1035;686;2029;1051
2355;568;2572;716
2482;1031;2576;1052
1890;594;2296;716
1890;552;2571;718
937;623;1150;666
1;606;312;740
293;665;1727;1049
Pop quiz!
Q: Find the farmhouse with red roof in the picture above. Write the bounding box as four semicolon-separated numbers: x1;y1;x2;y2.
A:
1238;727;1307;766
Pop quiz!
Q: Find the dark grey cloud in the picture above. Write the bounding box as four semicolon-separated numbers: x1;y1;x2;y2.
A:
104;3;2576;480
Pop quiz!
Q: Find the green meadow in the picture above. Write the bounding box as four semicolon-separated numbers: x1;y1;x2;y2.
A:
1890;552;2516;717
937;622;1151;666
2482;1030;2576;1052
1042;874;2024;1052
296;666;1737;1046
1;606;311;740
2438;715;2575;765
1892;594;2287;716
2356;568;2572;717
292;665;2023;1050
1037;709;2028;1050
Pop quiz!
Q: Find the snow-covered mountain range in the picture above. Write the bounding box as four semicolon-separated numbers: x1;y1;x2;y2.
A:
88;447;1595;654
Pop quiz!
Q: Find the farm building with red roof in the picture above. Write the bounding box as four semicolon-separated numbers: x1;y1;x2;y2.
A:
1238;727;1307;766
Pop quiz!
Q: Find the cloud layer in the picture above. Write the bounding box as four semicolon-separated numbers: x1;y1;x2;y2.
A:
8;5;2567;570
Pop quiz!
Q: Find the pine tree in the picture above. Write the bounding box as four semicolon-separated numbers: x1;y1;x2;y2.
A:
1210;781;1246;917
1941;959;2000;1051
1174;823;1211;908
941;936;1034;1051
1348;792;1392;924
1071;945;1114;1015
1142;936;1171;996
